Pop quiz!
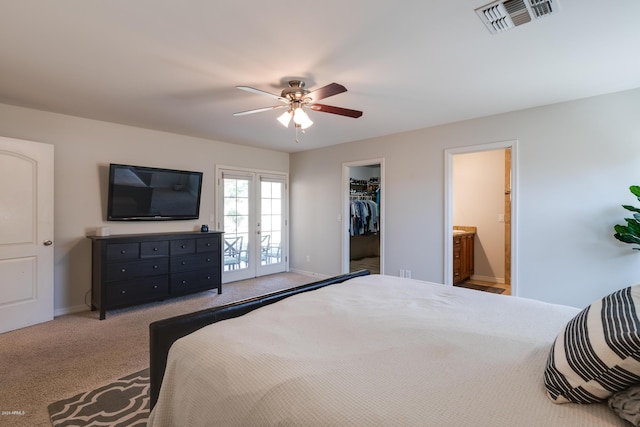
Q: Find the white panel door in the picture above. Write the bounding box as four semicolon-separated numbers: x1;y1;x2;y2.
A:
0;136;54;333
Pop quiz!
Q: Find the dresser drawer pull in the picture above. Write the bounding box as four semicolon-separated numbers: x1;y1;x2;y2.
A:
153;285;158;289
121;250;126;254
121;268;126;273
153;265;158;269
181;261;187;265
153;247;158;251
206;243;211;247
121;290;126;294
207;258;211;262
181;244;186;249
181;280;187;284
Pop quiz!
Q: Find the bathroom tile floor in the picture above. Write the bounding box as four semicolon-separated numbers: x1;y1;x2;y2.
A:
457;279;511;296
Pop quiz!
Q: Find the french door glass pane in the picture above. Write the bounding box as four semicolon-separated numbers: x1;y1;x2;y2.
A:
261;180;282;265
223;177;249;271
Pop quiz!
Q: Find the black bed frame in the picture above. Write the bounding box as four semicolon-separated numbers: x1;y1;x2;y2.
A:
149;269;370;408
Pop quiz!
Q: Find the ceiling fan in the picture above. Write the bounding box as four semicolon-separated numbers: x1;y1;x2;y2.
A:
233;80;363;139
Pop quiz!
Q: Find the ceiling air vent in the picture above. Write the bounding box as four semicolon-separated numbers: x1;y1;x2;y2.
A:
476;0;558;34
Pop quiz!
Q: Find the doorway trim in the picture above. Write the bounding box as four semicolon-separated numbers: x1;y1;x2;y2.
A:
444;140;518;294
341;158;385;275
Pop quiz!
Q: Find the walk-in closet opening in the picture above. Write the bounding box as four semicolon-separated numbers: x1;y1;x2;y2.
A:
342;159;385;275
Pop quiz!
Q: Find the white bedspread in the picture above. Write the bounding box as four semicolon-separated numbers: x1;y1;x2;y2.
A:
148;275;626;426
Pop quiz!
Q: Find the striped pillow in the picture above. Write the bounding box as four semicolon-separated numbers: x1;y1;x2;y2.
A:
544;285;640;403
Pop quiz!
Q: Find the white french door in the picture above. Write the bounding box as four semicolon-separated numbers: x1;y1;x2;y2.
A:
217;168;288;282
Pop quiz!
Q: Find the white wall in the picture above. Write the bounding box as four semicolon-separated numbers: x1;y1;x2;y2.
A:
453;150;505;282
290;88;640;308
0;103;289;315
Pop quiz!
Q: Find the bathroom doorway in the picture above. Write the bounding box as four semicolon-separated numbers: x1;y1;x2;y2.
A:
444;141;517;295
342;159;385;275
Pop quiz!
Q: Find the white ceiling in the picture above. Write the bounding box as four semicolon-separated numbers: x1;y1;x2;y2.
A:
1;1;639;153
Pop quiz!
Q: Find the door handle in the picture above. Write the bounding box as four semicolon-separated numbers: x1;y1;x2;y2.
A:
43;240;53;246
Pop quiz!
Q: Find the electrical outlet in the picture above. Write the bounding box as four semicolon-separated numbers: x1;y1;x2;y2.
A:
405;270;412;279
306;255;311;262
399;269;405;277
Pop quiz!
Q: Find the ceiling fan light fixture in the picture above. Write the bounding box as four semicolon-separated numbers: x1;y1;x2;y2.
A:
293;107;313;129
277;110;292;127
234;80;362;141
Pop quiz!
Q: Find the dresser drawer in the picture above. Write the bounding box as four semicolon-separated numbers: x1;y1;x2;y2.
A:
196;269;219;289
171;239;196;255
170;271;200;294
197;237;220;253
106;276;169;306
105;258;169;282
171;252;219;273
106;243;139;261
141;241;169;258
171;270;216;294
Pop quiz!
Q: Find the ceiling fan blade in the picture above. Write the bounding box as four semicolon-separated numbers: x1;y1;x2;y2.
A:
305;83;347;102
308;103;363;118
233;105;288;116
236;86;288;103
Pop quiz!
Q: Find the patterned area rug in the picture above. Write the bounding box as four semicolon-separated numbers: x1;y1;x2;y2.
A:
455;282;505;294
48;368;149;426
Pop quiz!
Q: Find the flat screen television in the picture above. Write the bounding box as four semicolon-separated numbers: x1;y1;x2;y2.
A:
107;163;203;221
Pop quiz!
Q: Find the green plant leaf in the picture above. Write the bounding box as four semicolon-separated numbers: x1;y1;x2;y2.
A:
625;218;640;234
615;224;631;234
622;204;640;213
630;185;640;198
614;232;640;245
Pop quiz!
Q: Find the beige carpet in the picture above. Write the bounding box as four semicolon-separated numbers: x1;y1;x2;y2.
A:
0;272;316;427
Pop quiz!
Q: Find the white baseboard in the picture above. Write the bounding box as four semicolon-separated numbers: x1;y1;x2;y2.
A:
470;274;505;284
54;304;90;317
289;269;330;279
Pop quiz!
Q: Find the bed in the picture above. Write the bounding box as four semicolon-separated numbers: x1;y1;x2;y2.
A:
148;272;636;426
